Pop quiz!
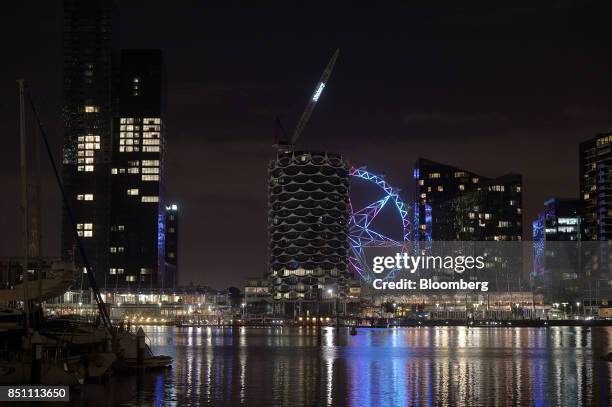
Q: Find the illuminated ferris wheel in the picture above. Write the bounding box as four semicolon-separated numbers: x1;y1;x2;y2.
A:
348;167;411;282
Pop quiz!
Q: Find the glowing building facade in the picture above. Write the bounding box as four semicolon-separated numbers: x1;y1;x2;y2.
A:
268;151;350;315
580;134;612;240
414;158;523;241
61;0;115;280
109;50;166;288
532;199;581;302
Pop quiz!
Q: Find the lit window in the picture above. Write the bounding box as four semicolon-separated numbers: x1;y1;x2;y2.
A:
142;160;160;167
84;165;94;172
428;173;440;179
84;105;99;113
77;223;93;238
109;268;116;275
128;168;140;174
126;276;136;282
459;185;465;191
143;146;160;152
437;186;444;192
112;168;118;174
472;178;479;183
127;189;139;196
142;167;159;174
142;175;159;181
141;196;159;203
84;194;93;201
118;225;125;231
454;172;466;178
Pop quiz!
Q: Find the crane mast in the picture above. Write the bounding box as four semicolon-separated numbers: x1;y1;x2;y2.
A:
288;48;339;147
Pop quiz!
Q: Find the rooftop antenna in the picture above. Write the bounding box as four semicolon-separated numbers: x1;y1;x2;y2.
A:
275;48;339;150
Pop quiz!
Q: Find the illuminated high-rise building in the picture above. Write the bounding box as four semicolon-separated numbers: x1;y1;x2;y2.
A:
268;150;350;315
108;50;166;288
414;158;522;241
61;0;115;280
580;134;612;240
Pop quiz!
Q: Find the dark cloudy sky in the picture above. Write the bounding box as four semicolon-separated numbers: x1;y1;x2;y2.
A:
1;1;612;288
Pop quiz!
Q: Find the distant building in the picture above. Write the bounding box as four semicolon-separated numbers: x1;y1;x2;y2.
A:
61;0;116;282
580;134;612;240
414;158;523;241
0;257;61;288
109;50;166;289
244;278;271;316
532;199;581;302
579;134;612;305
268;150;351;316
164;204;179;288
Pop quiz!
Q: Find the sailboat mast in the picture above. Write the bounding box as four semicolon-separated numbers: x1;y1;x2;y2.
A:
18;79;30;328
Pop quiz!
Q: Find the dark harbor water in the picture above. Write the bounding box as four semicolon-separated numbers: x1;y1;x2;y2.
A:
71;326;612;406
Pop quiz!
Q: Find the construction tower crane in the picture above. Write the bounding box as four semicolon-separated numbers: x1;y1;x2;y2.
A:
276;48;339;149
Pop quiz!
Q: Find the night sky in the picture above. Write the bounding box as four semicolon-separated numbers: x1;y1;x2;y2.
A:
2;1;612;288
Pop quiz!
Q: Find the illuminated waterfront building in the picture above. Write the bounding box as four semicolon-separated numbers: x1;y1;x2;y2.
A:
579;134;612;303
580;134;612;240
414;158;522;241
61;0;115;279
109;50;166;288
267;151;351;315
532;198;581;302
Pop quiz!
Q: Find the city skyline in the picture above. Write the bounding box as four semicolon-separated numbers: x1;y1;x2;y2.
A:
2;2;612;288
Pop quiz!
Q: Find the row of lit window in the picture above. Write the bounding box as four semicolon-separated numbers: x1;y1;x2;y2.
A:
78;135;100;142
109;268;125;275
110;246;125;253
142;175;159;181
596;136;612;146
110;225;125;231
143;132;160;139
78;143;100;150
119;146;160;153
142;196;159;202
76;194;94;201
120;139;140;145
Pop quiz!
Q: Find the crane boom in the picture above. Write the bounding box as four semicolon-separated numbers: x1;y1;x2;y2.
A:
290;48;339;146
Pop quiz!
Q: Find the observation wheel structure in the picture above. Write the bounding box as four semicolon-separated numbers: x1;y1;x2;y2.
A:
348;167;411;282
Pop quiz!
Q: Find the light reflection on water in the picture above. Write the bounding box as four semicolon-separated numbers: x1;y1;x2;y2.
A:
73;326;612;406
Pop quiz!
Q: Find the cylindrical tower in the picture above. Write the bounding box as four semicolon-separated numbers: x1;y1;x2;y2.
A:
268;150;350;315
